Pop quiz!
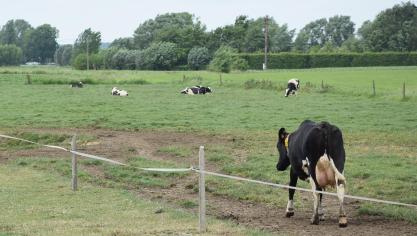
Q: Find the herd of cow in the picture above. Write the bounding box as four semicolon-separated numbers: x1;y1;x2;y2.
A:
71;78;300;97
70;78;349;227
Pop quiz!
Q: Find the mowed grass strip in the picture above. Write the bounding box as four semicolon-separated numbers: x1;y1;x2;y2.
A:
0;164;268;236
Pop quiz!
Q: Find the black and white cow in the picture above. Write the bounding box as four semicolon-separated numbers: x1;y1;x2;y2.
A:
285;79;300;97
70;81;83;88
111;87;128;96
180;86;212;95
276;120;347;227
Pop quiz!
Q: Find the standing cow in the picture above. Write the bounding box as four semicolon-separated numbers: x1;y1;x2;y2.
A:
276;120;347;227
285;79;300;97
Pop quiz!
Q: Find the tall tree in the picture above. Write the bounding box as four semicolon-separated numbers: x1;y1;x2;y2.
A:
295;18;328;51
133;12;206;53
54;44;73;65
242;17;294;53
206;15;251;52
110;37;135;49
73;28;101;58
0;20;17;44
24;24;58;63
326;15;355;47
359;2;417;51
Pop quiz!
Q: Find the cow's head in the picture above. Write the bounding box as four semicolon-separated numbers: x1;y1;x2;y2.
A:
206;87;212;93
276;127;290;171
180;87;189;94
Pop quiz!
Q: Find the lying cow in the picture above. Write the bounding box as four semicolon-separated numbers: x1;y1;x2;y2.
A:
276;120;347;227
111;87;128;96
70;81;83;88
285;79;300;97
180;86;212;95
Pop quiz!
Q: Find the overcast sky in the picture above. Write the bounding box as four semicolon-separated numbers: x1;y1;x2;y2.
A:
1;0;412;44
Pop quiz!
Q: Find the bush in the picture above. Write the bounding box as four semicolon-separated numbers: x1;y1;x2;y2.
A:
232;57;249;71
244;79;281;90
187;47;210;70
136;42;179;70
72;53;103;70
239;52;417;69
100;47;119;69
0;44;23;66
209;46;248;73
111;49;139;70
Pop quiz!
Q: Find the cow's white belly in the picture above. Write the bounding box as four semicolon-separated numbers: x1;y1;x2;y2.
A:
315;154;336;188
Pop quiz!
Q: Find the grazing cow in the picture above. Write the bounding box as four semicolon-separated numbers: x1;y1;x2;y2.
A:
276;120;347;227
180;86;212;95
70;81;83;88
285;79;300;97
111;87;128;96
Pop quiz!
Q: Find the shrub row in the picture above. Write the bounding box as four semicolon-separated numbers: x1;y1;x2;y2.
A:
239;52;417;69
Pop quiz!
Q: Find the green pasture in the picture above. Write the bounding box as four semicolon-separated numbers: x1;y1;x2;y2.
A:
0;164;266;236
1;66;417;227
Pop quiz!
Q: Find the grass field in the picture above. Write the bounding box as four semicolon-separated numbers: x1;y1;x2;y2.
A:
0;163;266;236
1;66;417;233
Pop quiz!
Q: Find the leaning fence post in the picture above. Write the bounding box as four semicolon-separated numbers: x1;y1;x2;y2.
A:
402;82;406;99
198;146;206;233
71;134;78;191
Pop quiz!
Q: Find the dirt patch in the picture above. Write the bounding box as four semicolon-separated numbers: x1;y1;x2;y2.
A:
1;128;416;235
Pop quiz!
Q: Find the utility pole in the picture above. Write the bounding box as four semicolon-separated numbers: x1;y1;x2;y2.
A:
263;15;269;70
86;36;90;71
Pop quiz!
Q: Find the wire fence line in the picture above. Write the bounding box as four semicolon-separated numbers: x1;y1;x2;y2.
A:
1;133;417;210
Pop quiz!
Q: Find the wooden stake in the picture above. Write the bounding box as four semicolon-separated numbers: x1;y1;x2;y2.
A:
71;134;78;191
372;80;376;96
403;82;406;99
198;146;206;233
26;74;32;84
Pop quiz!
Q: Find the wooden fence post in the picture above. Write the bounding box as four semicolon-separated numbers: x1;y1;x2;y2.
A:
321;80;324;89
71;134;78;191
403;82;406;99
372;80;376;96
26;74;32;84
198;146;206;233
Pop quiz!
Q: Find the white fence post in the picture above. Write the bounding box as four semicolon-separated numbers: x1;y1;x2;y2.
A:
198;146;206;233
71;134;77;191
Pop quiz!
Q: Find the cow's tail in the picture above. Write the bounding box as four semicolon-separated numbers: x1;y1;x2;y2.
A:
319;122;330;156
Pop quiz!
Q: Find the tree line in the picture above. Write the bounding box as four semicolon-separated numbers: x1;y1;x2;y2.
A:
0;2;416;69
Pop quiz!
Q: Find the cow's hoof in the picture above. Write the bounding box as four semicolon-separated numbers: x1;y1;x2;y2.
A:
285;211;294;218
311;215;320;225
339;216;348;228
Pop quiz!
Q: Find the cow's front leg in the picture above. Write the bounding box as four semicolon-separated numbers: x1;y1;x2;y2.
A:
318;193;325;221
337;179;347;227
286;168;298;217
310;178;320;225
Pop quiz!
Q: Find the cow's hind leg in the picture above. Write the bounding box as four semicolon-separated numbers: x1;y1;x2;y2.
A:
310;178;321;225
337;178;347;227
286;168;298;217
330;159;348;227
